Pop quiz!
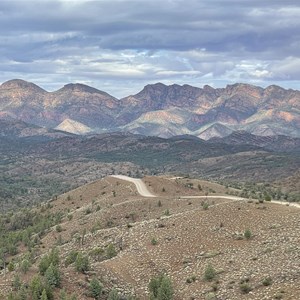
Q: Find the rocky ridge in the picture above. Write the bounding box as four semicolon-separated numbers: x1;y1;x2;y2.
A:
0;79;299;139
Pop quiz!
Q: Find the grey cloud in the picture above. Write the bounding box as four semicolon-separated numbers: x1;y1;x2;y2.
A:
1;1;299;54
0;0;300;96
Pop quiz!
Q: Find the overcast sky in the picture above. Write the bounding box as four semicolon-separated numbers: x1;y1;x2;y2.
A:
0;0;300;97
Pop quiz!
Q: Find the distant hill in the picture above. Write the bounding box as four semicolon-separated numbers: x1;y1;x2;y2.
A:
209;131;300;153
0;130;299;210
0;79;299;138
0;117;72;140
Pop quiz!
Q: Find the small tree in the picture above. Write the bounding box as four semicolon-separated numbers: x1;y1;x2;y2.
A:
49;248;59;266
39;255;50;275
75;252;89;273
45;263;61;287
149;276;160;299
149;274;173;300
158;276;173;300
89;278;103;299
21;258;31;274
30;275;44;300
12;274;22;291
39;248;59;275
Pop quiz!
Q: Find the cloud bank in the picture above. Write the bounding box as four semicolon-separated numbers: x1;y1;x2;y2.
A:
0;0;299;97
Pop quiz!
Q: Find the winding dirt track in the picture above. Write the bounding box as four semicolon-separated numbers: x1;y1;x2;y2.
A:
110;175;156;197
110;175;300;209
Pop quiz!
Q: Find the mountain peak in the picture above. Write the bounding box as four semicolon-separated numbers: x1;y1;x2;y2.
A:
1;79;46;92
58;83;103;94
142;82;167;91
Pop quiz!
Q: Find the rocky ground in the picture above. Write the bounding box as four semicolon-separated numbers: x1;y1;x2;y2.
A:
1;176;299;299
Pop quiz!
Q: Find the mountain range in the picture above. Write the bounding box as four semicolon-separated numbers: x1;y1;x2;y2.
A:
0;79;299;138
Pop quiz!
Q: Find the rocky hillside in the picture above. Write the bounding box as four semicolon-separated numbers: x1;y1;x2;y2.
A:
0;79;120;129
0;79;299;138
119;83;300;138
0;176;299;299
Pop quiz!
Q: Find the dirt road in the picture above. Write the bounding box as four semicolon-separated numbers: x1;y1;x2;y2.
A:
110;175;156;197
111;175;300;208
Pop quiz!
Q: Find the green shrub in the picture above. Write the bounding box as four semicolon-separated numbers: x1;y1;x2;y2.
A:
85;207;92;215
149;274;173;300
45;263;61;287
262;276;272;286
108;288;120;300
89;278;103;299
30;275;53;300
39;256;50;275
41;289;48;300
89;247;105;261
186;276;196;284
39;248;59;275
204;264;216;281
244;229;252;240
151;238;158;245
164;209;170;216
12;274;22;291
55;225;62;232
8;261;15;272
202;202;209;210
21;258;31;273
75;252;89;273
240;282;252;294
65;250;78;266
106;243;117;259
264;194;271;201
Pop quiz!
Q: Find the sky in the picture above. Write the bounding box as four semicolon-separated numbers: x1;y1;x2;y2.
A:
0;0;300;98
